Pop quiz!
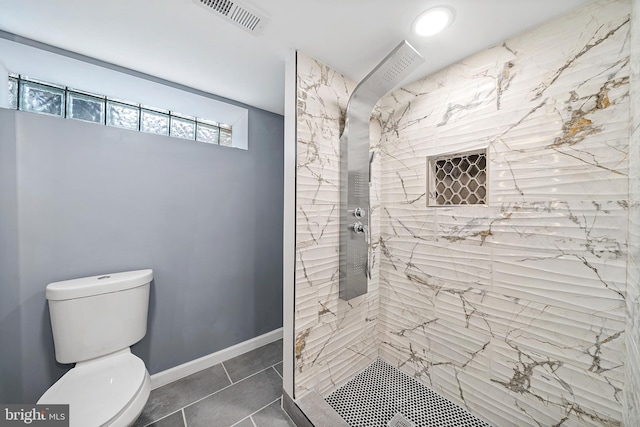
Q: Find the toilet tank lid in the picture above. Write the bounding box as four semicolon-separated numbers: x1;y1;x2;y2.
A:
46;269;153;301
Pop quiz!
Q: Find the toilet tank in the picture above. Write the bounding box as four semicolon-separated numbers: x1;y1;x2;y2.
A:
46;270;152;364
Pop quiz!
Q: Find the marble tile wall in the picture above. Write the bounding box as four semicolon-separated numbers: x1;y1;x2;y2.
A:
294;53;381;397
625;0;640;425
377;0;632;426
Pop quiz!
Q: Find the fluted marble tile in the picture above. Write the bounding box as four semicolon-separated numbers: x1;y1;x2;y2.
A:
492;246;626;315
296;54;353;206
377;1;631;426
295;52;380;397
488;338;622;426
624;0;640;424
379;238;492;292
295;287;379;395
294;0;634;424
295;204;339;289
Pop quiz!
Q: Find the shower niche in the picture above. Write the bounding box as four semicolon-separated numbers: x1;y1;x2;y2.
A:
427;149;488;206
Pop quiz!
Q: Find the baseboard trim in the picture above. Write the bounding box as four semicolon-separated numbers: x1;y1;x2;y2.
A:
149;327;283;389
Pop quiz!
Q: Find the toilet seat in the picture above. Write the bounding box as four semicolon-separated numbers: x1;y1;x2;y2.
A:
38;351;150;427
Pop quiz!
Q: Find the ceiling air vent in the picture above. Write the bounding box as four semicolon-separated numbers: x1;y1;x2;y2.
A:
194;0;268;35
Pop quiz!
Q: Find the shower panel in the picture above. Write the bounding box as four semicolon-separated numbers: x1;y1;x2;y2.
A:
339;40;425;300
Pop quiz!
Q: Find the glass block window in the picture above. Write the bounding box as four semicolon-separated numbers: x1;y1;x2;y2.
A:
428;150;487;206
141;109;169;135
220;126;233;147
8;75;18;110
170;115;196;140
196;122;220;144
6;74;233;147
20;80;64;117
67;91;105;124
107;100;139;130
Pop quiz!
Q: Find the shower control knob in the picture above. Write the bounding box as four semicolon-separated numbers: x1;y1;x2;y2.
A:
351;222;365;234
353;207;366;218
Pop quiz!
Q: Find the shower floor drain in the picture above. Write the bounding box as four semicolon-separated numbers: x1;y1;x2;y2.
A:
388;412;416;427
325;359;491;427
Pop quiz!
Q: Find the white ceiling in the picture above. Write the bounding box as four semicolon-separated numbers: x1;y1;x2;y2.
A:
0;0;592;115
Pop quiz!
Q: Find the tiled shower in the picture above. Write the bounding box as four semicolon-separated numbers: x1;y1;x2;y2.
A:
291;0;640;425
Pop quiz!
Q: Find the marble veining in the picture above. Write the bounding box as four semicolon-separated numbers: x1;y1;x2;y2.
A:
624;0;640;425
294;53;381;397
377;1;631;425
293;0;638;425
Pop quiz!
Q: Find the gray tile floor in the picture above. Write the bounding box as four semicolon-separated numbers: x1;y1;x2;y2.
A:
133;339;295;427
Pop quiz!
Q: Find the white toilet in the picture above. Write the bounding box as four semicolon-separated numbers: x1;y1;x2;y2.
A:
38;269;153;427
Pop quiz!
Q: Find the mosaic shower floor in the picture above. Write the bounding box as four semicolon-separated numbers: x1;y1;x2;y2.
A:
325;359;491;427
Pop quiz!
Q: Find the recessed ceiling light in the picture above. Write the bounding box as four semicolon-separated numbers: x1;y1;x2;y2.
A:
413;6;454;37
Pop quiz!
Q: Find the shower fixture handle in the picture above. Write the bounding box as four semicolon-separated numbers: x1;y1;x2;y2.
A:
351;222;365;234
352;207;366;219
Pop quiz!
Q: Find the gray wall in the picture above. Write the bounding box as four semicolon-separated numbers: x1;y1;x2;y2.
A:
0;107;284;402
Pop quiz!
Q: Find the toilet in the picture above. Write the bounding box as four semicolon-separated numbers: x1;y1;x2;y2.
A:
38;269;153;427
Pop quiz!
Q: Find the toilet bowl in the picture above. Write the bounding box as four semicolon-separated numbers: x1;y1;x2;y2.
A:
38;350;150;427
38;270;153;427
